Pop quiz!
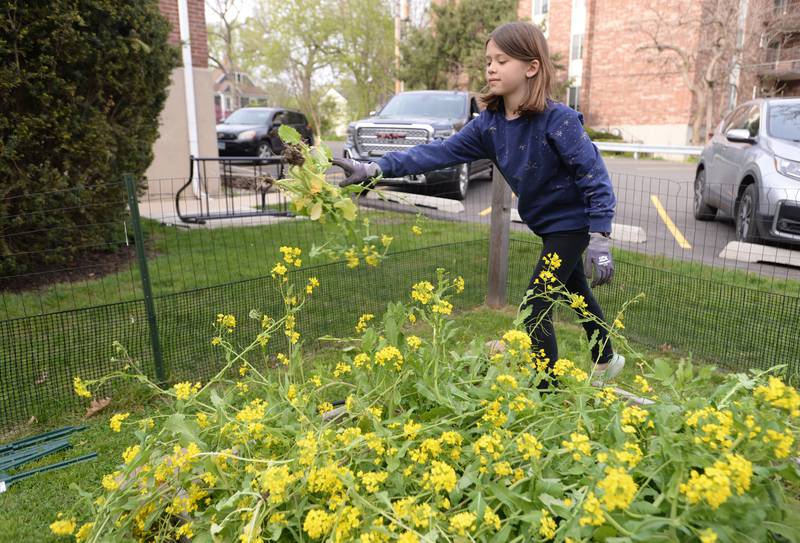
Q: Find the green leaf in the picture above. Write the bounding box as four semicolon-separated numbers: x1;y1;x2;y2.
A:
278;124;301;144
309;201;323;221
333;198;357;221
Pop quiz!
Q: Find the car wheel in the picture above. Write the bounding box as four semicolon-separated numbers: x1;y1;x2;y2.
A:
735;183;760;243
440;163;470;200
257;142;273;158
693;168;717;221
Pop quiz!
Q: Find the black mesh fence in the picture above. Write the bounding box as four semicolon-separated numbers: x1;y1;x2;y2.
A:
2;154;800;431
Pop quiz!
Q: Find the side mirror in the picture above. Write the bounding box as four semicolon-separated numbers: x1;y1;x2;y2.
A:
369;110;376;116
726;128;754;143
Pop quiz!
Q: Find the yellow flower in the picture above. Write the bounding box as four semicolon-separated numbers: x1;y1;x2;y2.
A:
699;528;718;543
404;420;422;439
211;336;222;346
569;293;588;311
405;335;422;351
495;374;518;390
74;522;93;542
72;376;91;398
597;466;638;511
215;313;236;330
411;280;434;304
613;442;643;469
333;362;352;377
621;405;649;434
613;318;625;329
344;248;360;268
50;518;76;536
431;299;453;315
109;413;130;433
579;491;604;526
542;252;562;269
516;432;543;460
271;262;288;281
380;234;394;247
303;509;334;540
755;376;800;417
358;470;388;493
101;471;121;491
279;245;302;265
539;509;557;540
174;381;201;401
634;375;653;394
408;312;417;324
448;512;476;536
453;276;465;293
122;445;141;465
355;313;374;333
484;508;501;531
411;225;423;235
353;353;371;368
764;429;794;458
562;431;591;461
375;345;404;370
423;460;457;493
398;532;418;543
306;276;320;294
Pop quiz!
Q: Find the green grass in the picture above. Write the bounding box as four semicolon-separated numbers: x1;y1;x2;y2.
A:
0;306;709;542
3;206;800;432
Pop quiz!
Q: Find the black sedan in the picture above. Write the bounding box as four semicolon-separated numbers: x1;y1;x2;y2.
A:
216;107;314;158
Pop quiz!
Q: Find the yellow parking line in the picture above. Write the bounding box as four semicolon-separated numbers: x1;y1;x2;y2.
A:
479;206;492;216
650;194;692;249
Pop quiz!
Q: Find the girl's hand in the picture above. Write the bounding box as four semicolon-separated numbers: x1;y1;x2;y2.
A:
585;232;614;287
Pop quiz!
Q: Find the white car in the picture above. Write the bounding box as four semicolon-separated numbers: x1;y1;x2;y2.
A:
694;97;800;245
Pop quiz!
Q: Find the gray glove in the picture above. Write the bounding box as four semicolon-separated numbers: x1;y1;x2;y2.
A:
584;232;614;287
331;157;382;187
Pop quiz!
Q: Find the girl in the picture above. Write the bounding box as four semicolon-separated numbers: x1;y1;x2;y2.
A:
333;21;624;384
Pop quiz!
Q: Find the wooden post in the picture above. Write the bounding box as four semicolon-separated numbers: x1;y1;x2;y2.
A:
486;167;511;308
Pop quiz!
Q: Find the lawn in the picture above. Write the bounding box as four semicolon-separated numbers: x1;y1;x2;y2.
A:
2;204;799;433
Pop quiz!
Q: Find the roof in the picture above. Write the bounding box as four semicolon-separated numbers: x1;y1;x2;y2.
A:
212;69;269;98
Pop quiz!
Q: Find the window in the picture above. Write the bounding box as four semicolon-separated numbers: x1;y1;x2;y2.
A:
768;103;800;141
571;34;584;60
534;0;549;15
743;105;761;138
289;112;306;125
567;86;580;111
273;111;289;125
240;96;250;107
723;105;749;132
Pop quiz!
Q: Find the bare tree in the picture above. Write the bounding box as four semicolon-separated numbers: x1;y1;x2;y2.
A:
207;0;243;112
636;0;749;144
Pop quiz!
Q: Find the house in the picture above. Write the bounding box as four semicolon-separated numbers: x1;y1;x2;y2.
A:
213;69;270;122
321;88;350;137
148;0;219;187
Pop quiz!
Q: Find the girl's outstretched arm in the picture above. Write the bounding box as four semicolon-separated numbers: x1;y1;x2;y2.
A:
376;115;490;178
546;107;616;234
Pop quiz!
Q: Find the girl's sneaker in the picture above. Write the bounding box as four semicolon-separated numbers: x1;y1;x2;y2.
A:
594;353;625;382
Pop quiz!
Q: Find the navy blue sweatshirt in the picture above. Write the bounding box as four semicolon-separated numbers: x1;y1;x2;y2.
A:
376;100;616;235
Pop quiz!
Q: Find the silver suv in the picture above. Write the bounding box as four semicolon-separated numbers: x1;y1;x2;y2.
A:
694;97;800;245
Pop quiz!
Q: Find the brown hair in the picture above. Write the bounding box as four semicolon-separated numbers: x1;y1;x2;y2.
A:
480;22;555;116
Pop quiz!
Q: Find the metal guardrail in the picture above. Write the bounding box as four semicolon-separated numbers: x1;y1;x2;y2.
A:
595;141;703;158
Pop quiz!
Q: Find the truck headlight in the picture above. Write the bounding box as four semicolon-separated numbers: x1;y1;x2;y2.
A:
433;128;454;140
237;129;257;141
775;156;800;181
346;125;355;145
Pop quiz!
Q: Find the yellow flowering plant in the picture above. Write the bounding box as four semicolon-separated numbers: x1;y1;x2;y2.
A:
270;125;398;268
57;254;800;542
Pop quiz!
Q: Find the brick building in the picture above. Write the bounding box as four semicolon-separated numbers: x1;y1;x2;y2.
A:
146;0;218;184
513;0;800;145
429;0;794;145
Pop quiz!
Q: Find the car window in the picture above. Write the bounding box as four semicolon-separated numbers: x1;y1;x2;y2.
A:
290;112;306;125
378;93;467;119
223;109;271;125
742;105;760;138
767;103;800;141
725;106;751;132
273;111;288;124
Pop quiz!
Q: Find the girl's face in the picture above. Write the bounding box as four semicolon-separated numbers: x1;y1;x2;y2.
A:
485;39;540;97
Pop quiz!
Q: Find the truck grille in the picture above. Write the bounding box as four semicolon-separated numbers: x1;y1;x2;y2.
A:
355;127;430;156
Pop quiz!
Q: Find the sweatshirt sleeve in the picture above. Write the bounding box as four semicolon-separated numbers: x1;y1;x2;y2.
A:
546;106;616;233
376;113;490;177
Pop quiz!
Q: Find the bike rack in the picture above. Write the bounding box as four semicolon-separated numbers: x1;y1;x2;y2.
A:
175;156;295;224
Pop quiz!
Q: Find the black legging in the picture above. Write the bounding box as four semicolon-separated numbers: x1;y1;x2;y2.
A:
521;228;614;372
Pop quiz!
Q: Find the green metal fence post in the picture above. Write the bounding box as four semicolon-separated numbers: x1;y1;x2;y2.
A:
124;174;166;383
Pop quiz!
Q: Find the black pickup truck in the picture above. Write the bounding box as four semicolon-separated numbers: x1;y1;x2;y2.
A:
343;90;493;200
